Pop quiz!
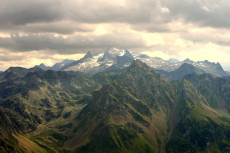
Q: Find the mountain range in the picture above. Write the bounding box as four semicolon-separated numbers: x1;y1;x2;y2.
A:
37;47;228;78
0;47;230;152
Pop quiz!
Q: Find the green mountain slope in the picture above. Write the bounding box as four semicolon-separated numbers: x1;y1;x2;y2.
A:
167;79;230;153
185;73;230;113
0;67;100;152
1;61;230;153
67;60;174;152
66;60;230;153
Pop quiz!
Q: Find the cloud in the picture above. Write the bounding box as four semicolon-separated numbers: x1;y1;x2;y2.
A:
165;0;230;29
1;0;230;32
180;27;230;48
66;0;153;24
20;21;94;34
0;33;146;54
0;0;168;29
132;24;171;33
0;0;64;28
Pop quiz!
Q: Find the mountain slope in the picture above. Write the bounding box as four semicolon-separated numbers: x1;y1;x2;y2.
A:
0;108;48;153
1;60;230;152
66;60;178;152
167;79;230;153
36;63;51;71
65;60;230;153
51;59;75;71
185;73;230;113
0;67;100;152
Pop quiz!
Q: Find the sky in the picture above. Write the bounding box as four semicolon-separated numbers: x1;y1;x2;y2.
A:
1;0;230;71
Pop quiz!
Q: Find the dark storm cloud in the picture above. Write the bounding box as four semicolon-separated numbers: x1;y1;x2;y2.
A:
0;0;156;29
0;34;145;54
66;1;153;24
165;0;230;29
1;21;94;35
0;0;157;34
20;22;94;34
1;0;230;54
0;0;64;27
1;0;230;32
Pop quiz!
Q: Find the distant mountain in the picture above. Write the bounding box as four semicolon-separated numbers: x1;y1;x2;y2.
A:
156;63;205;80
34;47;228;78
226;71;230;75
133;53;178;71
126;51;228;78
167;58;180;63
36;59;75;71
134;55;227;77
36;63;51;71
62;47;134;75
50;59;75;71
0;66;43;81
62;47;178;74
182;59;228;77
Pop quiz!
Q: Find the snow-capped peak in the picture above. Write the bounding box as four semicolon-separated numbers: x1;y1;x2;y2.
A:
183;58;193;63
105;47;126;57
167;58;180;64
62;47;134;74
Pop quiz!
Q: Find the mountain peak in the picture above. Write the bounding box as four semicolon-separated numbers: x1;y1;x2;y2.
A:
104;47;126;57
129;59;150;70
36;63;51;71
183;58;193;63
179;63;196;69
132;59;145;65
139;54;150;58
83;51;93;59
39;63;46;67
167;58;180;63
